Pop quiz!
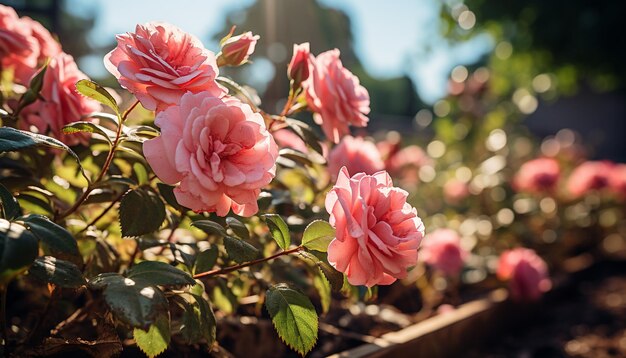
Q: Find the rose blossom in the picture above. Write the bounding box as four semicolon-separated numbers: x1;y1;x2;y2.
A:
512;158;560;194
104;22;224;112
287;42;310;87
609;164;626;199
144;91;278;217
0;5;39;84
566;161;613;198
421;229;467;276
217;31;259;67
20;53;100;145
304;49;370;143
497;248;552;301
387;145;431;175
325;167;425;287
327;136;384;180
272;129;308;153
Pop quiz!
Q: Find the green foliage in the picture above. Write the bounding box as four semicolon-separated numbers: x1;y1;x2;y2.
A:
0;183;20;220
119;188;166;237
29;256;86;288
262;214;291;250
194;246;219;275
265;284;318;356
313;271;331;314
21;214;81;263
62;121;114;143
301;220;334;252
176;293;217;346
284;118;324;155
127;261;195;286
223;236;259;263
89;272;169;328
75;79;120;115
192;220;227;237
225;217;250;240
133;313;171;358
0;127;89;182
0;219;38;284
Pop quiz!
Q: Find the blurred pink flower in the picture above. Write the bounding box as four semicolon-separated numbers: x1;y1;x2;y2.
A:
21;53;100;145
272;129;308;153
144;91;278;217
304;49;370;143
566;161;614;198
609;164;626;199
497;248;551;301
512;157;560;194
287;42;310;87
443;179;470;204
0;5;39;84
326;167;425;287
104;22;224;112
218;31;259;66
327;136;384;180
421;229;467;276
20;17;61;62
387;145;431;174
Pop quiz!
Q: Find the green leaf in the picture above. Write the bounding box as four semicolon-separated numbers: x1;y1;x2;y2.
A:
0;127;89;183
89;273;168;328
194;246;218;275
0;219;38;285
279;148;314;167
262;214;291;250
177;293;216;346
75;79;119;114
0;183;20;220
133;313;170;358
156;183;182;211
133;163;149;185
216;76;259;108
29;256;86;288
317;260;344;293
225;217;249;240
62;121;114;143
21;214;81;263
192;220;226;237
284;118;323;155
127;261;195;286
313;271;331;314
302;220;335;252
119;188;165;237
265;284;318;355
223;236;258;263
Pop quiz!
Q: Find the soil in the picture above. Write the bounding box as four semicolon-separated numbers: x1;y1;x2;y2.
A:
468;260;626;358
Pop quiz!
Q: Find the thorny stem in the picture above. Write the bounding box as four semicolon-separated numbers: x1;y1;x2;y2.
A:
55;100;140;222
193;246;304;279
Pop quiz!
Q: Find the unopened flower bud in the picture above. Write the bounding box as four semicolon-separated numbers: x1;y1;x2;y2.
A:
217;31;259;67
287;42;310;88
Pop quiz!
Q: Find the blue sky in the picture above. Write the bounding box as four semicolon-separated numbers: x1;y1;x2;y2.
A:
67;0;492;104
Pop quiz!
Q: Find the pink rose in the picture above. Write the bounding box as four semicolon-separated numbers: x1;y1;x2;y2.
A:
287;42;310;87
512;158;560;194
104;22;224;112
327;136;384;180
272;129;308;153
421;229;467;276
325;167;425;287
144;91;278;217
20;53;100;145
609;164;626;199
497;248;551;301
566;161;613;198
217;31;259;67
443;179;469;204
387;145;431;175
304;49;370;143
20;17;62;62
0;5;39;84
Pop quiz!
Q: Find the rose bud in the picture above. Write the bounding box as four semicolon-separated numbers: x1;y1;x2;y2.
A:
287;42;310;88
217;31;259;67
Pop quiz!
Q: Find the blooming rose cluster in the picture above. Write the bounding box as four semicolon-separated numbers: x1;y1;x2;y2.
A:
497;248;551;301
0;5;61;84
0;5;100;144
566;161;621;198
325;167;424;287
327;136;384;180
513;157;560;194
